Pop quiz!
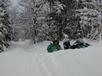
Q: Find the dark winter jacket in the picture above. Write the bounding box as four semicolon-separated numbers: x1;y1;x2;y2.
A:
63;41;70;49
47;43;61;53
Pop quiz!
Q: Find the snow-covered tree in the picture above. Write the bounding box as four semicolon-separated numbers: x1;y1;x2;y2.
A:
0;0;12;52
76;0;102;40
59;0;78;39
46;0;65;40
8;6;21;41
19;0;51;43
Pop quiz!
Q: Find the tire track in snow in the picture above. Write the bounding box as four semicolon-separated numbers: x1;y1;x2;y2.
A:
33;53;53;76
33;53;66;76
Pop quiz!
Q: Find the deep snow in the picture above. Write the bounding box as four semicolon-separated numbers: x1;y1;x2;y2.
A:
0;40;102;76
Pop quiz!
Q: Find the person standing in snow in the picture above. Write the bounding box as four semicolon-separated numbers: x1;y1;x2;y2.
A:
47;39;61;53
63;34;71;49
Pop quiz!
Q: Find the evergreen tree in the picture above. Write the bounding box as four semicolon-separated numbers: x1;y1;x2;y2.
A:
47;0;65;40
0;0;12;52
19;0;51;43
76;0;101;40
61;0;78;39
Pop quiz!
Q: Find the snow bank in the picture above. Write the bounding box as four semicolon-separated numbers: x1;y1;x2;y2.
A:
0;40;102;76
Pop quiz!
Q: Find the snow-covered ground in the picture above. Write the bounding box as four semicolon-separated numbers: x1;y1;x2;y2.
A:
0;40;102;76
